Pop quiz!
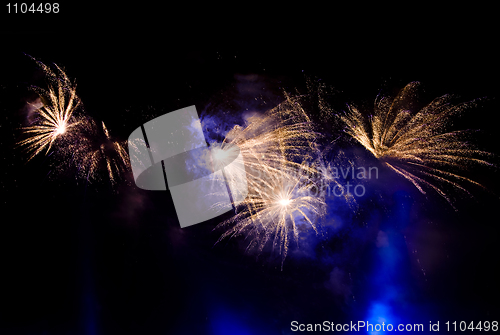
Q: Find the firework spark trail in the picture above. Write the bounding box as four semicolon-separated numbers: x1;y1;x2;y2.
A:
340;81;494;206
211;94;329;265
73;121;131;185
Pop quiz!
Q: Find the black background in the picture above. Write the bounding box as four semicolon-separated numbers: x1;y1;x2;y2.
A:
1;5;499;335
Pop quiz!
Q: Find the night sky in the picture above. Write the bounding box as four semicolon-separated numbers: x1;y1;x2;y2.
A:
1;8;499;335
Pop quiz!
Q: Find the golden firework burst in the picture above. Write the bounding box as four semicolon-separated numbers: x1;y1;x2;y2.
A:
17;58;83;161
340;81;493;205
213;94;327;265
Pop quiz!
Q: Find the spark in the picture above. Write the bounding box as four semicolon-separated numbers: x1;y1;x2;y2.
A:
55;124;66;135
340;81;493;206
279;197;292;207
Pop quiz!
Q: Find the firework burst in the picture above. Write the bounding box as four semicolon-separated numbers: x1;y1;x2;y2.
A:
217;161;326;263
212;94;327;265
17;57;84;161
16;57;131;186
340;81;493;206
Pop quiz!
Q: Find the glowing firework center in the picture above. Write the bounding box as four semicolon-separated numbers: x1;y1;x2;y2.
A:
127;106;248;228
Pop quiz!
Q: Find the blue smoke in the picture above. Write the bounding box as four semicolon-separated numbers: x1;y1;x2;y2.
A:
362;191;419;332
209;305;255;335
